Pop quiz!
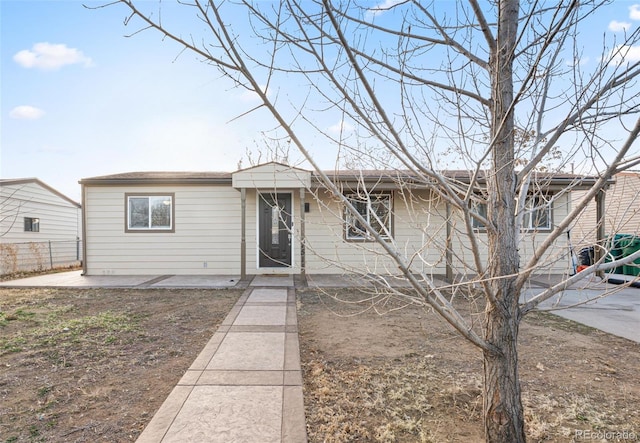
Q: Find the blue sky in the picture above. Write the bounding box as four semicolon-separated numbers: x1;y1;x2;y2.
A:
2;1;639;202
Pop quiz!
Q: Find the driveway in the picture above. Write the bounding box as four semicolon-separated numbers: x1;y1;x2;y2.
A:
524;275;640;343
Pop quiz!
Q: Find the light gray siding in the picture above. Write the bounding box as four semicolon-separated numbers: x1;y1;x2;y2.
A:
1;180;81;274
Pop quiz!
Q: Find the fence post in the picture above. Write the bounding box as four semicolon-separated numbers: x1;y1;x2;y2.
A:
49;240;54;269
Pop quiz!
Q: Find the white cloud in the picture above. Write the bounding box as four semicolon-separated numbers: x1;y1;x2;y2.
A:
630;4;640;20
13;42;93;71
9;105;45;120
328;120;354;134
609;20;631;32
609;44;640;64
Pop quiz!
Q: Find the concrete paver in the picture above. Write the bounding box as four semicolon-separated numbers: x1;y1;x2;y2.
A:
161;385;283;443
206;333;285;370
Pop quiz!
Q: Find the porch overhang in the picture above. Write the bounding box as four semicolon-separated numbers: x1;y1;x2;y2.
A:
232;162;311;189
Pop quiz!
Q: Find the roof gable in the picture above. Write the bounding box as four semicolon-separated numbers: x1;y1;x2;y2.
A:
232;162;312;189
0;178;80;208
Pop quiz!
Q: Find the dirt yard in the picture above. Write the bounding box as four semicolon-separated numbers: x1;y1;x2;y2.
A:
1;285;639;443
297;288;640;443
0;287;241;443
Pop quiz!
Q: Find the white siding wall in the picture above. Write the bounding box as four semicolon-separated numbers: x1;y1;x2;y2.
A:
1;181;81;274
84;184;241;275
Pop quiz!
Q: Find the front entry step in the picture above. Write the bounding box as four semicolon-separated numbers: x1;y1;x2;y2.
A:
251;275;294;287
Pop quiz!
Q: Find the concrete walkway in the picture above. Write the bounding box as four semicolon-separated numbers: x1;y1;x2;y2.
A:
137;277;307;443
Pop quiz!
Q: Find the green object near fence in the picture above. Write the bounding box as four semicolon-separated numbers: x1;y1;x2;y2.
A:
622;237;640;276
605;234;634;274
606;234;640;275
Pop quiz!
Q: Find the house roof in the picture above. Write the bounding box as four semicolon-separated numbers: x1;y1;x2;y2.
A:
0;178;81;208
79;163;606;191
79;171;232;185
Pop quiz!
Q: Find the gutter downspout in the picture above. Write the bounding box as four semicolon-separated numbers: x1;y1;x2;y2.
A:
300;188;306;283
241;188;247;280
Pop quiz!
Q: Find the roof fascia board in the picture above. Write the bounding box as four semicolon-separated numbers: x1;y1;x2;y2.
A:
79;177;233;186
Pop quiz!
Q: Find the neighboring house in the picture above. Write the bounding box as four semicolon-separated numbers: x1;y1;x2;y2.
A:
0;178;82;275
572;171;640;247
79;162;598;278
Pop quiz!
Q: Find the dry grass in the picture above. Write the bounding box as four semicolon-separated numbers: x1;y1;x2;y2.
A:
0;287;241;442
298;289;640;443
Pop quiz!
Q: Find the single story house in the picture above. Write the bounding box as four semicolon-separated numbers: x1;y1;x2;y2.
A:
79;162;601;278
0;178;82;275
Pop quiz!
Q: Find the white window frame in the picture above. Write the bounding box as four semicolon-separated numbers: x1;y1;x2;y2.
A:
522;195;552;231
344;192;393;241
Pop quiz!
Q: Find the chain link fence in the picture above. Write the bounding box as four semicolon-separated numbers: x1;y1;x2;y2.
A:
1;239;82;275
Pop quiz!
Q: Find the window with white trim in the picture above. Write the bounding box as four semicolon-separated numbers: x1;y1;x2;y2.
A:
345;193;392;240
126;194;174;232
24;217;40;232
522;196;551;231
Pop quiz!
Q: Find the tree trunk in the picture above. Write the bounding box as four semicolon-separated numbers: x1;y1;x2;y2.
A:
483;297;525;442
484;0;526;441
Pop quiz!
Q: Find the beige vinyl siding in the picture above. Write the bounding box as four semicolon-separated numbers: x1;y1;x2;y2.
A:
232;163;311;189
303;189;572;275
82;171;579;277
572;172;640;249
609;173;640;235
303;189;451;275
448;192;572;275
84;184;241;275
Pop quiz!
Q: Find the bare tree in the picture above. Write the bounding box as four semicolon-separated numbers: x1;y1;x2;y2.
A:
98;0;640;440
0;186;26;237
